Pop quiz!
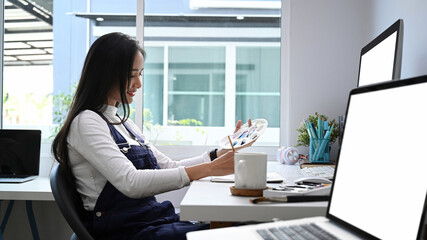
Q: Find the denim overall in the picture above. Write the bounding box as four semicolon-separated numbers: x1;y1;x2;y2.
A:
84;115;209;240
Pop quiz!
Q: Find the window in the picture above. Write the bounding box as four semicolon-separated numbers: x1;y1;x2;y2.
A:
142;0;281;146
1;0;281;154
2;0;53;140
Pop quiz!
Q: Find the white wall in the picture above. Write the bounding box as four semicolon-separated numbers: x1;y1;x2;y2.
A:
281;0;372;160
369;0;427;79
282;0;427;160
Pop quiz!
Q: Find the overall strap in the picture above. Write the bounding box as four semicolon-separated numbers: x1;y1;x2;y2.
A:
122;121;145;145
122;121;150;150
97;112;131;153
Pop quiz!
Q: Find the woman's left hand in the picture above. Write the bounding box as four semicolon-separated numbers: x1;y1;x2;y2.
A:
233;118;251;134
217;118;253;157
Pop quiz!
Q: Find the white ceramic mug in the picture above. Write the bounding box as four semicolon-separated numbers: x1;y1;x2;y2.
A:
234;152;267;189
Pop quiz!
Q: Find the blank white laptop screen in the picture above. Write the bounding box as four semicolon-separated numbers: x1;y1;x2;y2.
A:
329;81;427;239
358;32;397;86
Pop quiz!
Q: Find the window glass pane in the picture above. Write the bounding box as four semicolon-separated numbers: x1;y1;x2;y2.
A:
143;0;281;146
168;47;225;127
144;46;164;125
169;95;225;126
236;47;280;127
236;47;280;92
3;0;53;140
236;95;280;127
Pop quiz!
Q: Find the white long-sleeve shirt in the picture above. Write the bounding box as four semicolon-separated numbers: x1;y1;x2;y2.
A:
67;105;211;211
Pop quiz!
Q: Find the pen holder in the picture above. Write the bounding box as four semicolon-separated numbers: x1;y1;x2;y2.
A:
309;138;330;163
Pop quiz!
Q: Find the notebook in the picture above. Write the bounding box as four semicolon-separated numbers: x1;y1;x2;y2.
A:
187;75;427;240
211;172;284;183
0;129;41;183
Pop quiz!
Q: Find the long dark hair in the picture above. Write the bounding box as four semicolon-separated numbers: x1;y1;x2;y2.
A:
52;32;145;171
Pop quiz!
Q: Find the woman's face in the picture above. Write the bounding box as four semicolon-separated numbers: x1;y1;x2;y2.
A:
107;51;144;106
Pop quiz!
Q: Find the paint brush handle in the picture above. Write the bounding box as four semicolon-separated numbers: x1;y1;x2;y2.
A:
228;136;236;152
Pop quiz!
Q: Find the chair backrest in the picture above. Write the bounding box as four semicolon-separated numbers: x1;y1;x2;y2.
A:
50;164;95;240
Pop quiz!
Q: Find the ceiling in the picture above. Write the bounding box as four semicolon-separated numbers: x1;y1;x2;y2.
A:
3;0;279;66
3;0;53;66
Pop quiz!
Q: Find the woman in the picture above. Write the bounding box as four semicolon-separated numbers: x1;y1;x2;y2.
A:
52;32;252;240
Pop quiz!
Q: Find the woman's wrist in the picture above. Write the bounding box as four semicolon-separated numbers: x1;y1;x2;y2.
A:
216;148;228;158
209;148;230;160
209;148;218;161
185;162;213;181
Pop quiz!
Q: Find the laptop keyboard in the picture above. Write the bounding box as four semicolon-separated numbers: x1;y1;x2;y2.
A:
300;166;335;179
256;223;339;240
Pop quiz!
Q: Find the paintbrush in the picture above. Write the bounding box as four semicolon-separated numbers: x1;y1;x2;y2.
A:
228;136;235;152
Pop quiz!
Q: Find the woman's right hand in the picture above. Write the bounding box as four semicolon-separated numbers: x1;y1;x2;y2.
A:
216;118;252;157
209;151;234;176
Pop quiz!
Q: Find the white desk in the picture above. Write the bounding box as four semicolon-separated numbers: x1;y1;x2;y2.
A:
179;161;328;223
0;177;53;240
0;177;54;201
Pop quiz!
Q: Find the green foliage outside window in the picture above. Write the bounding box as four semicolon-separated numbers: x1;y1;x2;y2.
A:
167;119;202;126
3;92;51;126
50;84;76;139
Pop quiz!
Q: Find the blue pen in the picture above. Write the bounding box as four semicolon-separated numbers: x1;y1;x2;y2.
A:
306;121;318;149
309;122;319;147
327;125;333;139
322;119;326;138
314;126;333;160
324;121;329;136
304;121;312;138
311;121;321;160
310;122;318;138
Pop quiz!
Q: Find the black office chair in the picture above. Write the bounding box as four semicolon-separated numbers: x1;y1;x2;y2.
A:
50;164;95;240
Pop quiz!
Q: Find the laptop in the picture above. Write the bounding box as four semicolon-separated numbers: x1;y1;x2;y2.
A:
0;129;41;183
187;75;427;240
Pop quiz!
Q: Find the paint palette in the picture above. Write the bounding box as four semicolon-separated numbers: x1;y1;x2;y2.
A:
219;119;268;150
